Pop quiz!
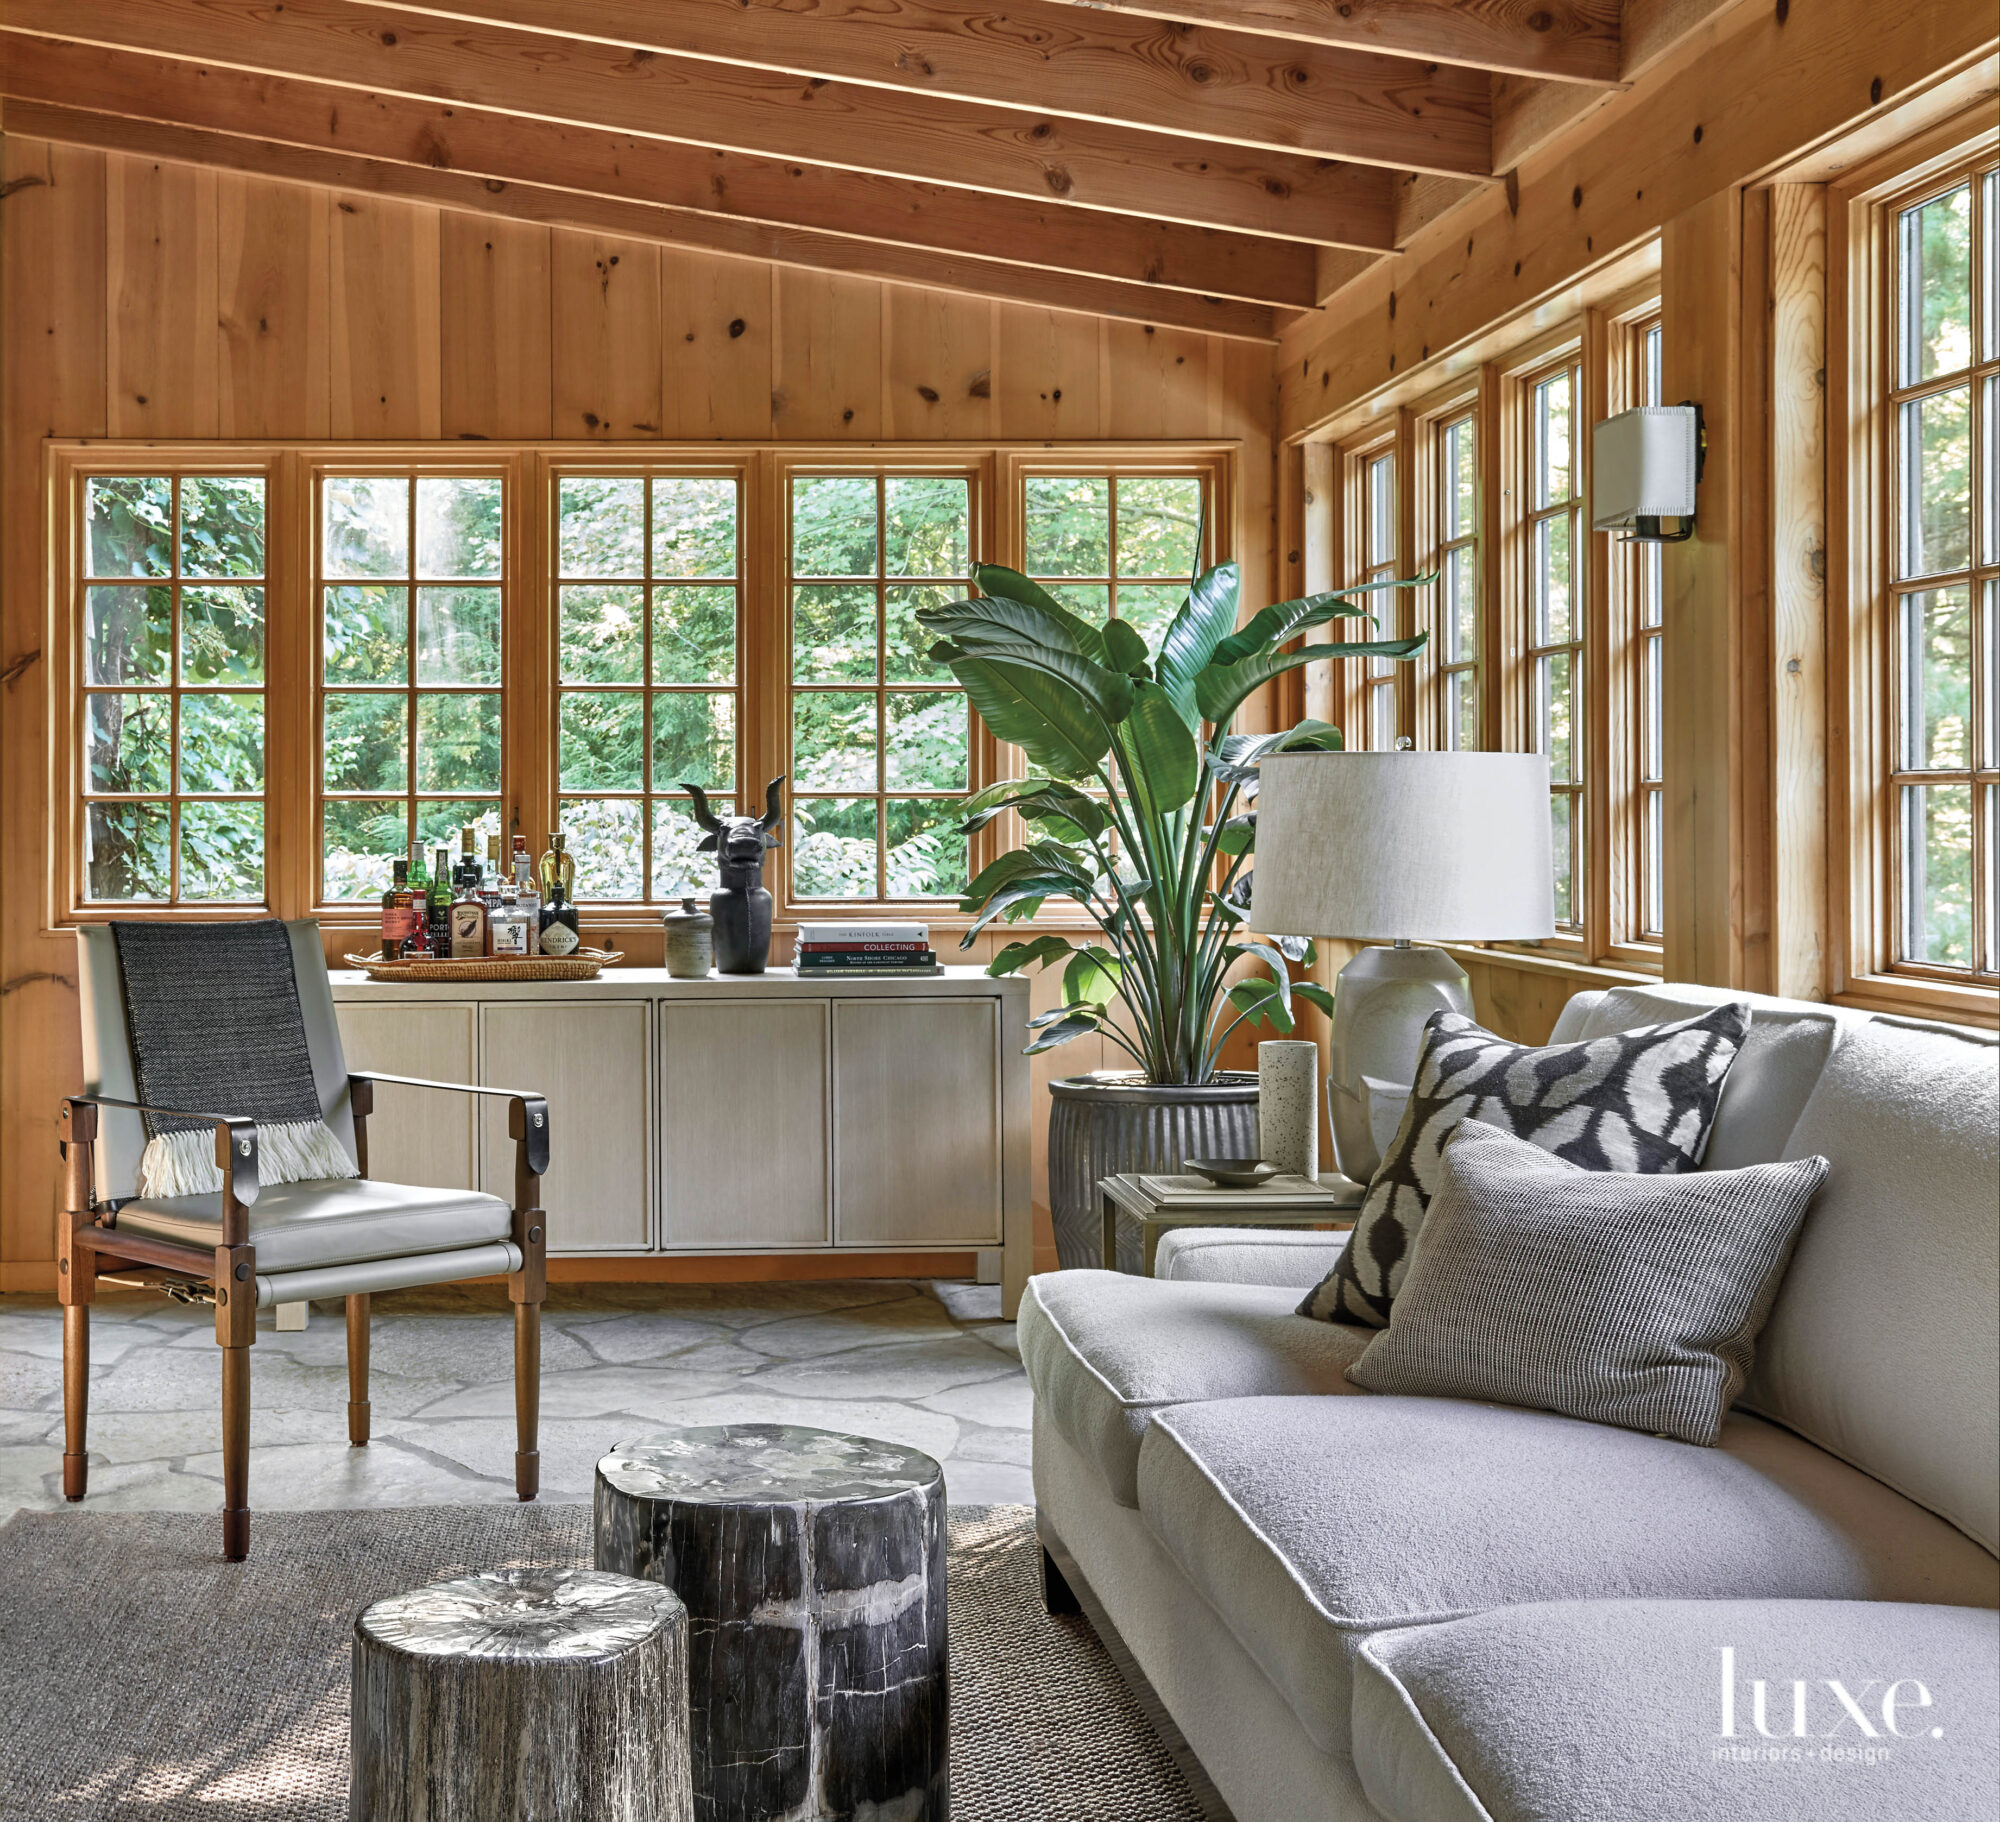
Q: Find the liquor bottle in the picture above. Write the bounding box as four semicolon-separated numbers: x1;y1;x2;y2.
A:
482;834;505;916
490;881;532;957
537;831;581;956
458;825;480;896
512;834;541;927
449;848;490;958
404;841;431;957
379;857;418;959
427;846;453;958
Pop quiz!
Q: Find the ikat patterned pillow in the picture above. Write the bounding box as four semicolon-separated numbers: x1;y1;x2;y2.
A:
1299;1002;1748;1328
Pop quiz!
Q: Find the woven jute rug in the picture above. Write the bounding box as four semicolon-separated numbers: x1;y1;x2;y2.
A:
0;1502;1202;1821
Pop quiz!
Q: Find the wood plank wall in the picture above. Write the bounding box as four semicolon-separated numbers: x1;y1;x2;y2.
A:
0;135;1298;1288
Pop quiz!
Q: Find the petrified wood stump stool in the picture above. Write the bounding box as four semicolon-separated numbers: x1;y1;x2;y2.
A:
351;1566;693;1822
594;1424;948;1821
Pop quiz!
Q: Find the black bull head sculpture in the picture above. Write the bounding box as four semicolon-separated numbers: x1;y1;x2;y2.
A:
682;777;785;974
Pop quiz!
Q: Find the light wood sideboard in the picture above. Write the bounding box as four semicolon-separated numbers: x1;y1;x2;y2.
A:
329;967;1034;1315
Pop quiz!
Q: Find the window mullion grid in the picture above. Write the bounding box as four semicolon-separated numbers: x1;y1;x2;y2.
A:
168;475;184;903
641;477;656;904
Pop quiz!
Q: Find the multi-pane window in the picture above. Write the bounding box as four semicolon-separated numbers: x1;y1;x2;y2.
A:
318;473;505;900
1360;450;1401;749
1524;356;1585;929
788;472;975;900
1884;161;1997;976
1632;319;1666;943
1022;471;1207;647
555;473;741;901
79;474;269;903
1435;413;1479;750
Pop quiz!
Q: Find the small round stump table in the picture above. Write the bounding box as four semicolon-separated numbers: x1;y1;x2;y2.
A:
594;1424;948;1822
350;1566;693;1822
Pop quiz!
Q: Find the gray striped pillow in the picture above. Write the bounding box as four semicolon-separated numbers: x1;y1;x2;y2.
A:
1346;1119;1829;1446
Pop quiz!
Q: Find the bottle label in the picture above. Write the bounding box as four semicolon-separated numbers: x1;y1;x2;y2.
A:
381;905;420;945
450;902;488;958
539;919;580;956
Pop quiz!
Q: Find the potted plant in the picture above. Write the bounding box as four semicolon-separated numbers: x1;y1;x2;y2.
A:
917;561;1425;1268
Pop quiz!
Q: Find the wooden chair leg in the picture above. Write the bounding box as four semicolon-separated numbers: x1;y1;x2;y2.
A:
346;1292;371;1446
513;1299;540;1502
62;1305;89;1502
220;1342;250;1562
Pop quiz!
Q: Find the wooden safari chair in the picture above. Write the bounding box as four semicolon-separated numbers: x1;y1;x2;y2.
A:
57;917;548;1561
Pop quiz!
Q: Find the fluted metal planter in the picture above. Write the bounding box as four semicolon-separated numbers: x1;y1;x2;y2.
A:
1048;1073;1260;1272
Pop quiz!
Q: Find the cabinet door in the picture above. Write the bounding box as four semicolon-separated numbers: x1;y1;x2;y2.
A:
833;998;1002;1247
481;1001;652;1253
336;1001;478;1189
661;1001;829;1248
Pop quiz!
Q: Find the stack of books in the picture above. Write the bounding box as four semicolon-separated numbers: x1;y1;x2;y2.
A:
793;921;943;978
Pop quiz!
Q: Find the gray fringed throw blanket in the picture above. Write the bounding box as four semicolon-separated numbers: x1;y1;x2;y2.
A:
112;920;358;1199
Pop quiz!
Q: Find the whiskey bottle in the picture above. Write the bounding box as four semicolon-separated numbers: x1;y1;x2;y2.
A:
538;831;581;956
426;846;453;958
457;825;480;897
512;834;541;927
380;857;418;959
449;851;490;958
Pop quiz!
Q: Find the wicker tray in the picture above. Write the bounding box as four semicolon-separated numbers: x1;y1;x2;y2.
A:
344;948;623;983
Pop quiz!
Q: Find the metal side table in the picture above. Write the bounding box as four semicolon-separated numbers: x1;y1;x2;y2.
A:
1099;1171;1365;1277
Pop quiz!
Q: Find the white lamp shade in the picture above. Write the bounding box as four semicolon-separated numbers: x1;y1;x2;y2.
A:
1250;751;1555;941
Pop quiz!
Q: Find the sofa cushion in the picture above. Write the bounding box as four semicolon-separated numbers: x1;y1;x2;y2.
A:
1558;983;1845;1169
1017;1272;1367;1507
112;1177;514;1273
1137;1395;2000;1758
1747;1016;2000;1553
1353;1598;2000;1822
1303;1003;1748;1327
1348;1120;1828;1445
1152;1227;1349;1288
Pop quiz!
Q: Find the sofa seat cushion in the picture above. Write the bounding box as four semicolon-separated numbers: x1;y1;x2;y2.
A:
1138;1395;2000;1758
113;1177;514;1274
1353;1598;2000;1822
1017;1271;1368;1507
1152;1227;1350;1287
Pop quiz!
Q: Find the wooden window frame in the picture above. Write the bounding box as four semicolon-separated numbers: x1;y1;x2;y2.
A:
1331;422;1407;753
1412;384;1481;755
309;453;521;914
1829;123;2000;1021
46;439;1239;936
544;457;754;907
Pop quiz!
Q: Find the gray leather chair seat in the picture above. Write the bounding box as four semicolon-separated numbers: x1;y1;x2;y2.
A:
1137;1394;2000;1760
1352;1597;2000;1822
113;1178;514;1274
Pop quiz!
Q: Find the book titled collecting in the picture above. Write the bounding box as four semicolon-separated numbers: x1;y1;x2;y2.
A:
792;921;943;976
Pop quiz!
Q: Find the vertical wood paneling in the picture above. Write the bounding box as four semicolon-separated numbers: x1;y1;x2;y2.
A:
216;174;329;439
659;248;773;440
1;138;107;1276
441;216;552;441
551;232;663;439
1770;185;1831;1001
996;303;1102;440
106;158;218;437
882;286;995;440
1103;321;1211;439
330;194;441;438
772;268;883;438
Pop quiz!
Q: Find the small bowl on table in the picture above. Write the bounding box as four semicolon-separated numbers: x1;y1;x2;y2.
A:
1184;1157;1281;1189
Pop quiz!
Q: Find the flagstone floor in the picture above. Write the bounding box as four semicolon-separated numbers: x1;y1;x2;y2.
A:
0;1278;1030;1520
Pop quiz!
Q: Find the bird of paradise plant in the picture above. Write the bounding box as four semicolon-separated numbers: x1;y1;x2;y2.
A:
915;561;1426;1083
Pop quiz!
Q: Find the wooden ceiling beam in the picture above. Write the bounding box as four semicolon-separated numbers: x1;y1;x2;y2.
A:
0;0;1403;242
352;0;1493;172
8;100;1284;342
0;38;1324;306
1035;1;1623;85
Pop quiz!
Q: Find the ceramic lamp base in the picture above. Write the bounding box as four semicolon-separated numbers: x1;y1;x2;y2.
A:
1328;944;1473;1183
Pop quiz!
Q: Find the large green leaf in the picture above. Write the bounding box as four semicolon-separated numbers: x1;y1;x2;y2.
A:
986;935;1075;978
1194;633;1428;729
1294;982;1335;1019
1102;616;1151;676
970;564;1109;664
953;656;1109;778
1024;1013;1103;1056
1155;563;1240;727
1209;718;1345;783
1225;975;1295;1036
1118;679;1199;813
964;876;1094;939
932;630;1135;725
1207;589;1379;670
957;780;1108;844
1063;946;1122;1007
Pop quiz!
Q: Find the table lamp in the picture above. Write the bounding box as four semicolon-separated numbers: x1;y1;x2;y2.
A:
1250;751;1554;1182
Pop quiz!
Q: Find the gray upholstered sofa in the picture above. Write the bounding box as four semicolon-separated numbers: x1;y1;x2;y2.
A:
1020;984;2000;1821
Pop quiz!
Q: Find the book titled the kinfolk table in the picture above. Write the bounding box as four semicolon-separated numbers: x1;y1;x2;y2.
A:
793;921;943;977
